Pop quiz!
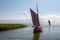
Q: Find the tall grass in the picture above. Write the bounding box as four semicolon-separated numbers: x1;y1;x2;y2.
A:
0;24;27;31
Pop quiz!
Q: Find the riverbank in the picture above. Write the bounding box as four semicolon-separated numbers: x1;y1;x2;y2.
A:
0;24;27;31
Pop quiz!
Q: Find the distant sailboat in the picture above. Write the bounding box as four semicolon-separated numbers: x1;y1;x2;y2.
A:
30;8;42;32
48;20;51;25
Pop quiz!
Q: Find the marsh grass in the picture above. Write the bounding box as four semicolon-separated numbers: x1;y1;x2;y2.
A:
0;24;27;31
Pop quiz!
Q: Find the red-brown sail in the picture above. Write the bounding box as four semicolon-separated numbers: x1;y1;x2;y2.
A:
30;8;40;27
36;14;40;26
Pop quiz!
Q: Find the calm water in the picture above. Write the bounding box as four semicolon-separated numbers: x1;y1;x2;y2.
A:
0;24;60;40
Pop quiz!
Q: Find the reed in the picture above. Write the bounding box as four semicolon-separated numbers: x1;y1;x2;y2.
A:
0;24;27;31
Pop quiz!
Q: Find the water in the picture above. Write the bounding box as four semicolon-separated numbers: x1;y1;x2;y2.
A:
40;25;60;40
0;24;60;40
0;19;60;40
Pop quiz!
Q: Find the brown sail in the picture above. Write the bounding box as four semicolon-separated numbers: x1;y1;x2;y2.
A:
30;8;40;27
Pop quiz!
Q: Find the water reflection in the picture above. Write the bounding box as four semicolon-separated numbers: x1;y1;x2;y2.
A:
48;25;51;32
33;32;41;40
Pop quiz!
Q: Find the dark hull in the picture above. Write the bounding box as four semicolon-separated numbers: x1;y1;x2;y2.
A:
33;27;42;33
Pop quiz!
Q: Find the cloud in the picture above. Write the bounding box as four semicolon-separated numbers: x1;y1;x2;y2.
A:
0;14;60;20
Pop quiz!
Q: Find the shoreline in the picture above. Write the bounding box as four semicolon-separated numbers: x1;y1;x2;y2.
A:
0;24;27;31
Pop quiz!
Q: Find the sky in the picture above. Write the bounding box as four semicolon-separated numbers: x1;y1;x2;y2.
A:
0;0;60;20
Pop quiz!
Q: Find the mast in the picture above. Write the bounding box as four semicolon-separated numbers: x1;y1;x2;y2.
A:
36;3;40;26
36;3;38;15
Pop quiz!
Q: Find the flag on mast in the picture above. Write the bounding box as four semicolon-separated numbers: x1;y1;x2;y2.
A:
30;8;40;27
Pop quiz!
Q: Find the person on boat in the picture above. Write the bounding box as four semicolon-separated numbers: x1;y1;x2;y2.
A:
48;20;51;25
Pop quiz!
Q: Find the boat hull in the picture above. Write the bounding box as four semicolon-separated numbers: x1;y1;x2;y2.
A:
33;27;42;33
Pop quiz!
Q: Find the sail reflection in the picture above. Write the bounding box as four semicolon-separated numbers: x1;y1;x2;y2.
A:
32;32;41;40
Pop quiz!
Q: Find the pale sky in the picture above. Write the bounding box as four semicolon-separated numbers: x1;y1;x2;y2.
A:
0;0;60;20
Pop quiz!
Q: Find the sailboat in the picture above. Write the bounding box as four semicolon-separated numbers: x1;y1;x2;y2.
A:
30;5;42;32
